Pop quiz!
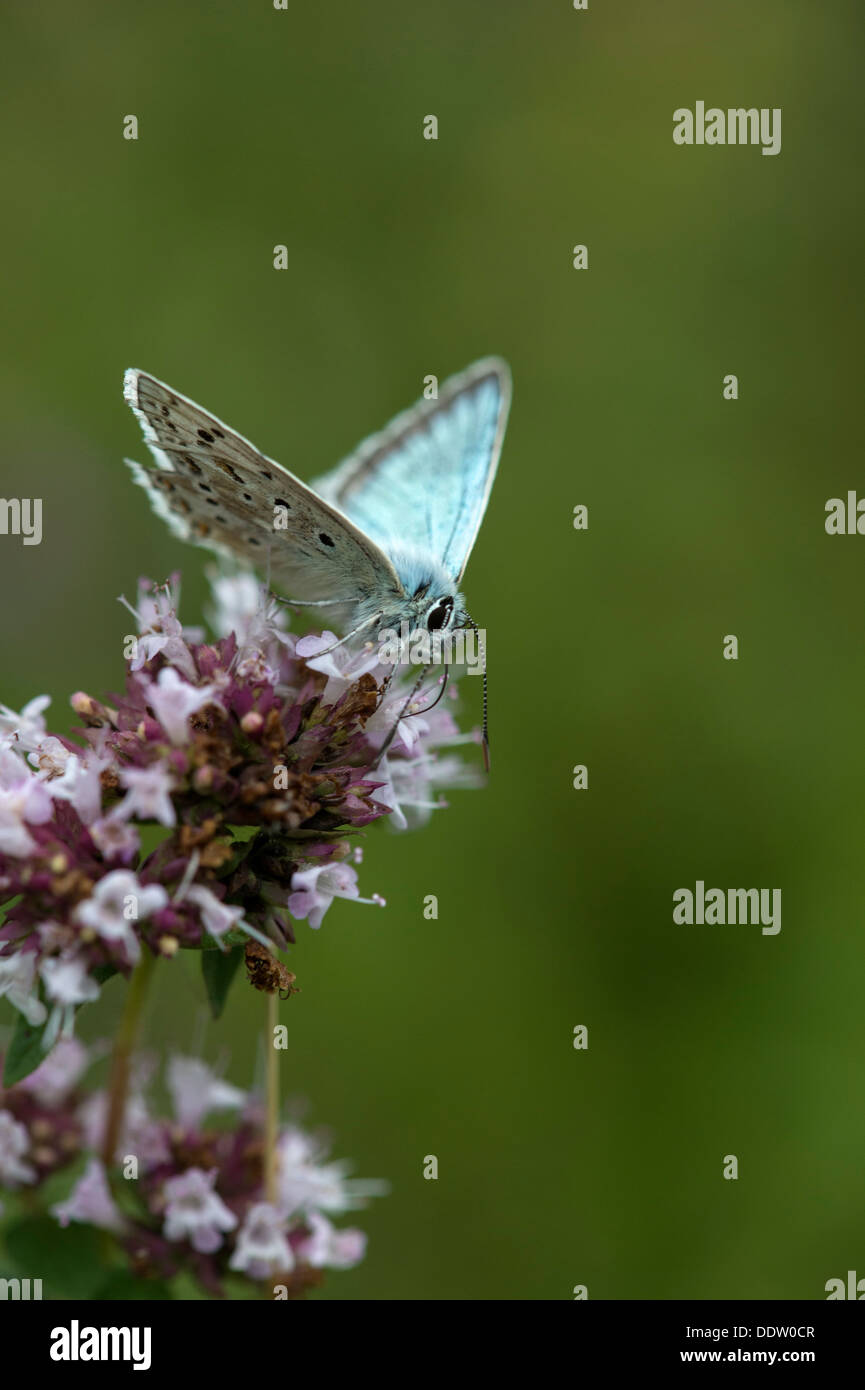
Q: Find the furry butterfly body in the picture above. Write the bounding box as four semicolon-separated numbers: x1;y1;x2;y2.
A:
123;359;510;647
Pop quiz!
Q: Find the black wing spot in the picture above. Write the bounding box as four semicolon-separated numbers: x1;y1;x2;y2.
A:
319;532;335;547
243;493;252;502
160;406;169;417
205;498;218;506
247;536;262;546
260;469;273;480
214;458;244;483
275;497;291;510
212;428;225;439
197;429;215;443
199;483;213;493
183;456;202;475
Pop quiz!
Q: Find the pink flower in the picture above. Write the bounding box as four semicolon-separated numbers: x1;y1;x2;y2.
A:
52;1159;125;1234
0;1111;36;1186
298;1211;367;1270
144;667;221;745
20;1038;90;1108
166;1056;245;1130
0;756;54;857
89;810;141;863
229;1202;293;1275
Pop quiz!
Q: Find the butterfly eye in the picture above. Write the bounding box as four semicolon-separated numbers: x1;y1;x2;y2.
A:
426;597;454;631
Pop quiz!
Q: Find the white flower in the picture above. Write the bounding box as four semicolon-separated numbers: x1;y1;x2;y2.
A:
120;577;202;680
74;870;168;962
206;571;293;680
0;695;51;751
46;753;104;825
0;1111;35;1187
288;862;385;930
207;570;266;638
29;736;74;778
89;810;141;862
166;1056;245;1130
298;1211;367;1270
184;884;246;942
162;1168;237;1253
116;765;176;828
144;667;220;744
228;1202;293;1275
39;954;101;1048
295;632;381;701
277;1128;386;1216
0;951;47;1026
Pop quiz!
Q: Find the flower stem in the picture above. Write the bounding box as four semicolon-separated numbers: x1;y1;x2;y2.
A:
265;989;279;1203
101;952;157;1168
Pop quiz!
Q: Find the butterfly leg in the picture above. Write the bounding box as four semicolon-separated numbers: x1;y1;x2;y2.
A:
374;664;433;767
274;596;358;607
406;665;450;716
308;611;384;655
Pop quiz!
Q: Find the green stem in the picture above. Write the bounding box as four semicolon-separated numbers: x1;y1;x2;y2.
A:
265;990;279;1203
101;952;157;1168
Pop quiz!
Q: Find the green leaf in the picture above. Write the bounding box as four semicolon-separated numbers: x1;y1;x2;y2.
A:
4;1217;109;1299
225;825;260;842
2;1011;49;1086
201;945;244;1018
212;834;257;880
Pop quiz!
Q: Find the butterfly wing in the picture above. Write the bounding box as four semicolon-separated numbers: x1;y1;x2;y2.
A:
312;358;511;582
124;370;403;613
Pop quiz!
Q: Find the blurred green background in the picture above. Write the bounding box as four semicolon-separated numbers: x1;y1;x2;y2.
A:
2;0;864;1299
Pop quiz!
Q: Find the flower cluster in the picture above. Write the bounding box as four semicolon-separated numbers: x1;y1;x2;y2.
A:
0;1041;383;1297
0;573;479;1047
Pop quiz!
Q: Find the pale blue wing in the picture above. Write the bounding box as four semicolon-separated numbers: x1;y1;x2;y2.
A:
312;358;511;582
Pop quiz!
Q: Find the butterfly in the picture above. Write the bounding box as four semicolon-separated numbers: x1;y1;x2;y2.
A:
124;359;511;763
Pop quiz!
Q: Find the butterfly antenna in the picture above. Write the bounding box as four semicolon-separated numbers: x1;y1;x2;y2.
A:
465;616;490;772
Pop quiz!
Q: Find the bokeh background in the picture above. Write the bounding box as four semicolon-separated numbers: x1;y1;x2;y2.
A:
2;0;864;1299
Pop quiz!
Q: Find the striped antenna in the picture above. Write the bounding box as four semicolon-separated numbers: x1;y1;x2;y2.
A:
466;616;489;772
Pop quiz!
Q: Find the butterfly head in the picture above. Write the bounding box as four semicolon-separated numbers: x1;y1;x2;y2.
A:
383;548;465;633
